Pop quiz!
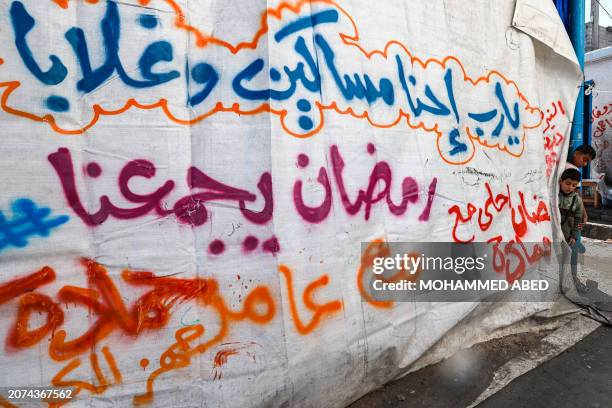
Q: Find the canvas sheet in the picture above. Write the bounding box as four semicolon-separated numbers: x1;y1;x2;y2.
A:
0;1;581;407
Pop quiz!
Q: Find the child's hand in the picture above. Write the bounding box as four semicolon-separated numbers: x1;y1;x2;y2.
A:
569;238;576;246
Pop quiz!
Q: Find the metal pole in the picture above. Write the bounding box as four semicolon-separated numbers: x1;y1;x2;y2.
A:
592;0;599;50
569;0;585;156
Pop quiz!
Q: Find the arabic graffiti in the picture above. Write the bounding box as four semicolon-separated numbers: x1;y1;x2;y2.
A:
356;237;551;296
0;1;561;406
279;264;342;335
591;103;612;174
592;103;612;139
447;182;551;244
0;258;343;405
0;198;69;254
487;236;552;283
542;100;567;178
356;239;420;310
49;144;435;228
447;181;552;284
51;346;123;406
593;138;611;175
48;147;273;227
294;144;437;223
0;0;541;164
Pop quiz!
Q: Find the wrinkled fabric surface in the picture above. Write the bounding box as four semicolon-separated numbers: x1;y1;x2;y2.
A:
0;1;586;407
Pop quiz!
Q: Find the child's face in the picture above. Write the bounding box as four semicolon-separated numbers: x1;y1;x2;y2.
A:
572;152;592;168
560;178;579;194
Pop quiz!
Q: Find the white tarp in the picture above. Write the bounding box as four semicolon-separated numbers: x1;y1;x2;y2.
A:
0;0;581;407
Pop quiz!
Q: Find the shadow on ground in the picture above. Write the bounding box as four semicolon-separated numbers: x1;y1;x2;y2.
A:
478;326;612;408
349;325;612;408
349;330;551;408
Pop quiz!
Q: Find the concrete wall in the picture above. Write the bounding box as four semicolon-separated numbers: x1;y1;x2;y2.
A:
586;22;612;52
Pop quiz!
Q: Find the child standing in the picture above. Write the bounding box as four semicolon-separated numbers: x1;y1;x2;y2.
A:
564;144;596;224
559;168;584;246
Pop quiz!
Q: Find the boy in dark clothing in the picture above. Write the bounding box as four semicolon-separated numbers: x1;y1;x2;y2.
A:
565;144;596;170
564;145;595;224
558;168;584;246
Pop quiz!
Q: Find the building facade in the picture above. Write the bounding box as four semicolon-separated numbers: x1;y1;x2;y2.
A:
586;22;612;52
585;46;612;178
